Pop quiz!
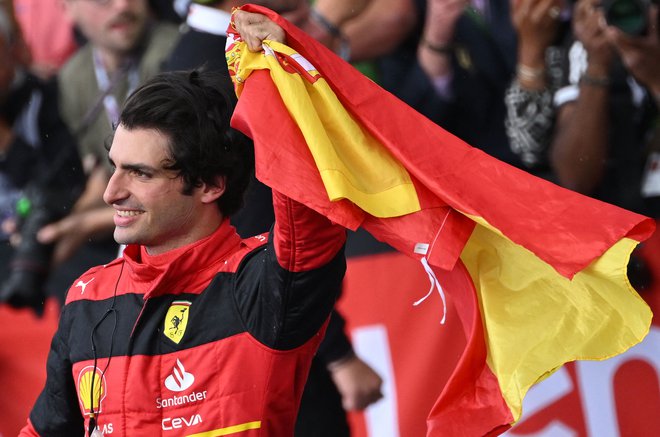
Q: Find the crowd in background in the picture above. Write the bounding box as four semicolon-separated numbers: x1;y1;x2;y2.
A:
1;0;659;435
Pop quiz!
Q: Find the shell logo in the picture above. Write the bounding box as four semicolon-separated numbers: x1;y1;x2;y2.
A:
77;366;107;416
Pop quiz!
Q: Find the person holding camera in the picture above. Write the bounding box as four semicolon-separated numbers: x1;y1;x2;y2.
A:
506;0;659;207
386;0;523;167
504;0;569;174
505;0;659;291
5;0;182;315
550;0;659;213
0;5;85;311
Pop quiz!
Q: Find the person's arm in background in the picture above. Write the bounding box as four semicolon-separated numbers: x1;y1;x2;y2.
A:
605;5;660;104
313;0;370;29
342;0;418;63
512;0;563;91
550;0;614;194
18;304;85;436
294;0;369;58
36;166;117;265
318;310;383;411
504;0;564;168
416;0;466;99
372;0;466;125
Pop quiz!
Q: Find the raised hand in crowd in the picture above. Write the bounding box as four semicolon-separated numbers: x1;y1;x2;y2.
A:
573;0;615;76
605;4;660;101
297;0;369;57
550;0;613;194
418;0;468;81
504;0;569;171
511;0;564;90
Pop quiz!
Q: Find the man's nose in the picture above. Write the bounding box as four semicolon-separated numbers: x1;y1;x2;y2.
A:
103;171;127;205
108;0;134;12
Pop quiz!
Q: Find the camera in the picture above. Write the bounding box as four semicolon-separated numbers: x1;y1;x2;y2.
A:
0;183;80;313
602;0;655;36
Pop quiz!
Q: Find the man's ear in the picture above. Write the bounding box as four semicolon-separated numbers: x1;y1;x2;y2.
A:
200;176;226;204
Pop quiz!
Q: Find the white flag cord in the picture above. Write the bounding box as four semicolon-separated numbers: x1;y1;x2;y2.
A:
413;257;447;324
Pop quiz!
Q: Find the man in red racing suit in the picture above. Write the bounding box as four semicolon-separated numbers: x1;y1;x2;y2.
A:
20;13;346;437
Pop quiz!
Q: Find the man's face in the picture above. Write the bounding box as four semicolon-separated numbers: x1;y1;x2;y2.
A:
63;0;149;56
104;125;211;255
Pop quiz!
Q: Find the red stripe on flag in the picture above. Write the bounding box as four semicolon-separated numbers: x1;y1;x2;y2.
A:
428;260;514;436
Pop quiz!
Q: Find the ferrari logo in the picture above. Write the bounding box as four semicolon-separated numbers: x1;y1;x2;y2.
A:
164;301;191;344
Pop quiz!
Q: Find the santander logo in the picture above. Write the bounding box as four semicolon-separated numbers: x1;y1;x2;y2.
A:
164;359;195;392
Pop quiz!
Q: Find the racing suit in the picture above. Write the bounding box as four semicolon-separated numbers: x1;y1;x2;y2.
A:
19;191;346;436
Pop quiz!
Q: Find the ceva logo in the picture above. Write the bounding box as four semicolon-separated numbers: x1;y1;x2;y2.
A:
164;359;195;392
162;414;203;431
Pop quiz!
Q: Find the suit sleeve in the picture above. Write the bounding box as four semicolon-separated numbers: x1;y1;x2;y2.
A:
19;305;84;436
236;190;347;350
315;309;354;365
272;190;346;272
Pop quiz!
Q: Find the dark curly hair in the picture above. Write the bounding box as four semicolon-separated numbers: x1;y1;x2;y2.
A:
117;69;253;217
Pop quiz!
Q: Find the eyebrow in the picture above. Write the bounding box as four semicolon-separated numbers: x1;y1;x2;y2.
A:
107;157;160;175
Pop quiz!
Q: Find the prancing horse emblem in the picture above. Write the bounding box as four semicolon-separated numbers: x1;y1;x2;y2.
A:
164;301;191;344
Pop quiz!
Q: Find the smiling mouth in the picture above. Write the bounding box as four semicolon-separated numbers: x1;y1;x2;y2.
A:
117;210;144;217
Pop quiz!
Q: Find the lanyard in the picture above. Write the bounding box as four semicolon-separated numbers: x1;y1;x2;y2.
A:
92;50;141;126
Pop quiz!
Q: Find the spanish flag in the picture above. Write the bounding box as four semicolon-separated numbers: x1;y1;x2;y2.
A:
226;5;654;436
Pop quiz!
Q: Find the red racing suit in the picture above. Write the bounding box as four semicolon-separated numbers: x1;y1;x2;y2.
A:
20;191;346;436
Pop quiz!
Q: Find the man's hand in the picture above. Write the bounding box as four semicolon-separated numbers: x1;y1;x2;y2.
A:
574;0;614;70
605;6;660;97
418;0;468;82
424;0;468;45
34;166;115;266
233;10;286;51
512;0;563;63
328;355;383;411
36;206;116;266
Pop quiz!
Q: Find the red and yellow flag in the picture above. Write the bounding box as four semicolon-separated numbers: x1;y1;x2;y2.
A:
227;5;654;436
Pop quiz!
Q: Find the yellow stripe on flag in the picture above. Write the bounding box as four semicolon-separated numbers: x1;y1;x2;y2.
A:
460;216;652;421
186;420;262;437
231;40;420;218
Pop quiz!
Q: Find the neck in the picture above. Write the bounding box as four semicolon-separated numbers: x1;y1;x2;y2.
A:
96;49;129;75
144;212;225;256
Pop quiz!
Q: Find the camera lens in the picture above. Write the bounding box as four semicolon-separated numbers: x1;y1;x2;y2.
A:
603;0;649;35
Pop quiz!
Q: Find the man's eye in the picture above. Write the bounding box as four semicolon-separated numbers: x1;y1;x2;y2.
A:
131;169;150;178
